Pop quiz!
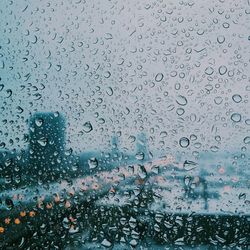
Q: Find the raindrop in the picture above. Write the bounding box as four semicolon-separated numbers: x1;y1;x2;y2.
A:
239;193;246;200
17;106;24;114
179;137;190;148
155;73;164;82
218;65;227;75
217;35;225;44
232;94;242;103
176;108;185;116
83;122;93;133
231;113;241;123
88;157;98;169
210;145;219;152
176;95;188;106
243;136;250;144
106;87;113;96
183;160;197;171
205;66;214;75
214;96;223;105
35;118;44;127
6;89;12;98
104;71;111;78
37;137;48;147
0;84;4;91
135;152;144;161
101;239;112;247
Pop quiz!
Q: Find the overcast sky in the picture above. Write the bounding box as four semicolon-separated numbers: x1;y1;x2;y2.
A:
0;0;249;159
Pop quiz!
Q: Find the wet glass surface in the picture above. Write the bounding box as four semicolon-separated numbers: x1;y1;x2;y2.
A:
0;0;250;249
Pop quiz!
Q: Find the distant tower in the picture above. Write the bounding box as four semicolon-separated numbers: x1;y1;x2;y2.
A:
136;133;150;162
28;112;66;180
111;135;119;155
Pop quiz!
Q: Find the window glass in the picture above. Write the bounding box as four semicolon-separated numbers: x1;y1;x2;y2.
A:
0;0;249;248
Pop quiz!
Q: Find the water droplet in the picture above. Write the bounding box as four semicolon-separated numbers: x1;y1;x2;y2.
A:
155;73;164;82
239;193;246;200
88;157;98;169
83;122;93;133
35;118;44;127
214;96;223;105
104;71;111;78
205;66;214;75
217;35;225;44
106;87;113;96
218;65;227;75
37;137;48;147
210;145;219;152
179;137;190;148
135;152;144;160
183;160;197;171
231;113;241;123
17;106;24;114
101;239;112;248
176;108;185;116
6;89;12;98
130;239;138;247
243;136;250;144
232;94;242;103
176;95;188;106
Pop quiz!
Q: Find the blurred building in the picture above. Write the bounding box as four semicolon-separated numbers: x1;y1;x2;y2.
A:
28;112;66;181
136;133;150;162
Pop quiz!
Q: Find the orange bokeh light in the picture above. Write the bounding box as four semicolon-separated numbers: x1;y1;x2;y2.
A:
14;218;21;225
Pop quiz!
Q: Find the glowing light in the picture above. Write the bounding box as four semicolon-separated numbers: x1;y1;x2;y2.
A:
0;227;4;233
54;193;60;203
65;200;71;208
29;211;36;217
4;218;11;224
20;211;26;217
46;203;53;209
14;218;21;225
218;167;225;174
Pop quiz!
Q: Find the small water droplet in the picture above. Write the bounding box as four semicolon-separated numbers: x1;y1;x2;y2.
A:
243;136;250;144
35;118;44;127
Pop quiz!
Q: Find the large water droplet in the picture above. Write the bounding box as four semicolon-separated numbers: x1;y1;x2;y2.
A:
218;65;227;75
35;118;44;127
183;160;197;171
101;239;112;248
176;95;188;106
83;122;93;133
155;73;164;82
88;157;98;169
37;137;48;147
231;113;241;123
217;35;225;44
205;66;214;75
179;137;190;148
232;94;242;103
